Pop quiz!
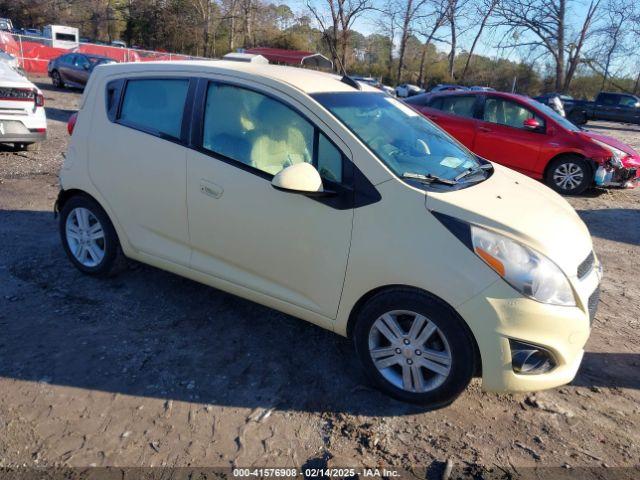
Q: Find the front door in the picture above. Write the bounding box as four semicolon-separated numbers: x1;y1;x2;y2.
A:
186;80;354;319
473;96;544;176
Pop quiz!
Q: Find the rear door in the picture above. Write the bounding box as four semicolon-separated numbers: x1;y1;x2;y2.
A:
88;75;194;265
473;95;544;175
419;94;479;149
58;54;76;84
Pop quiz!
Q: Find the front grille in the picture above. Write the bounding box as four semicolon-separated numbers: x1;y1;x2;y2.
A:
577;251;595;279
588;287;600;325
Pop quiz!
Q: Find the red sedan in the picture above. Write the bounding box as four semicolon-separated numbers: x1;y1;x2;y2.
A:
405;91;640;195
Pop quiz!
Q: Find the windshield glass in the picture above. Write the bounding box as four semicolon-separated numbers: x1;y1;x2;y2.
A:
313;92;486;183
528;99;580;132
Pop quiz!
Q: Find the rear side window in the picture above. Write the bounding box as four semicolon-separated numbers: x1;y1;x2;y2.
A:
119;79;189;139
435;95;476;118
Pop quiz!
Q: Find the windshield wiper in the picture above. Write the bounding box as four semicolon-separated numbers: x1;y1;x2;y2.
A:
402;172;457;186
453;163;493;182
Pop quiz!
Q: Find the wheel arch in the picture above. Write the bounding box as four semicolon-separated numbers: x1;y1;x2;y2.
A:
55;188;96;215
346;284;482;376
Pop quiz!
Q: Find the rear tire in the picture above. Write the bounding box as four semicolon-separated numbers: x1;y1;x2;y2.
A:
51;70;64;88
59;195;125;277
545;155;592;195
352;288;476;407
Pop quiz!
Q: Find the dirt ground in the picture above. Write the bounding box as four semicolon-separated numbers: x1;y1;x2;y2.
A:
0;78;638;478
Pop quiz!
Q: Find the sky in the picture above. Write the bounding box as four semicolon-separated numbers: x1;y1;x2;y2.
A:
280;0;633;76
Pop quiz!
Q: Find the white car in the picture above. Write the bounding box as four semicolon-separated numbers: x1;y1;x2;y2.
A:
0;62;46;151
57;61;599;406
395;83;424;98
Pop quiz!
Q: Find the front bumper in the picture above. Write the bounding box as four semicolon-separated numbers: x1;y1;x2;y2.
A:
594;156;640;188
457;259;601;392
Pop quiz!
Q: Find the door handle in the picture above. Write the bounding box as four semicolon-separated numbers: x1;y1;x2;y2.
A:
200;179;223;199
478;126;492;132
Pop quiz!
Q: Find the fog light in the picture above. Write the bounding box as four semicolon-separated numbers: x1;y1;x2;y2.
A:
509;339;556;375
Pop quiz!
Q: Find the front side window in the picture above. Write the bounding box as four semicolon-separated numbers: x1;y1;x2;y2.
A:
619;96;639;107
599;94;618;106
435;95;476;118
313;92;486;184
483;98;544;130
119;79;189;139
203;83;341;179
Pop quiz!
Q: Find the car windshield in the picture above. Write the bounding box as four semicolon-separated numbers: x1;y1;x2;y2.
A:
313;92;487;184
529;99;580;132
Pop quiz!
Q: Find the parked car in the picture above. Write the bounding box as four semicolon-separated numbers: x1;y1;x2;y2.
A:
469;86;495;91
395;83;424;98
565;91;640;125
57;61;601;406
0;18;13;32
430;84;468;93
534;93;566;117
351;76;395;96
0;61;46;151
0;49;19;69
405;90;640;194
48;53;116;88
110;40;127;48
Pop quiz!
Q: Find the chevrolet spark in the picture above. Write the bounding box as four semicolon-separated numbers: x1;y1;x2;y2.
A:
57;62;601;406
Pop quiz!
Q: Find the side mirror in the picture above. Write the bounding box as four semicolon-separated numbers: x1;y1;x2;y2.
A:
272;162;327;195
82;63;90;70
523;118;541;131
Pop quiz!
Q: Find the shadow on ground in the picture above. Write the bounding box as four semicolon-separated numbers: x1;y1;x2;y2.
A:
45;107;77;122
578;208;640;246
1;209;638;419
585;123;640;134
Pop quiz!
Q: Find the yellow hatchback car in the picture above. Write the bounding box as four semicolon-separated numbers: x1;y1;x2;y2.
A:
57;61;601;407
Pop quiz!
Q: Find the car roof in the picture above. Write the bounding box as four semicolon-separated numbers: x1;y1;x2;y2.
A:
94;60;381;94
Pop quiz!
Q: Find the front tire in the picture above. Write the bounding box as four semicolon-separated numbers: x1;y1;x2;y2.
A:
545;156;592;195
353;289;476;407
59;195;124;276
568;110;586;126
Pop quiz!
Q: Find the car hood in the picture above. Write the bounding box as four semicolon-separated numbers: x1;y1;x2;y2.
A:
578;130;640;158
425;163;592;277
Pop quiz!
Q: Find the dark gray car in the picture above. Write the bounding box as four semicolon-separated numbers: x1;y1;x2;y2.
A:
47;53;116;89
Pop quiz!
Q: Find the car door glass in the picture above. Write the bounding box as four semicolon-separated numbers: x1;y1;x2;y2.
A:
483;98;544;130
317;133;342;183
619;96;637;107
439;96;476;118
119;79;189;139
600;94;618;106
203;83;314;176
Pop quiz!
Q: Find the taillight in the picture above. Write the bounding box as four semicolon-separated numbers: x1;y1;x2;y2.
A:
68;112;78;135
35;92;45;107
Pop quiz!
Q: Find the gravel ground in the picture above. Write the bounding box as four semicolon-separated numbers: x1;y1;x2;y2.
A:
0;78;638;478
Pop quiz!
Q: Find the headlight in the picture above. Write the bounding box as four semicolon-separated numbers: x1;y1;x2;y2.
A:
470;226;575;306
592;138;625;168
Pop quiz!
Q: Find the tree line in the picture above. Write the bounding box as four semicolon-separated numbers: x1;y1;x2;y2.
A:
2;0;640;98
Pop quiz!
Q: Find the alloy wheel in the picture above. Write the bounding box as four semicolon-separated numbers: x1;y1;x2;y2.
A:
368;310;452;393
65;207;106;267
553;162;584;191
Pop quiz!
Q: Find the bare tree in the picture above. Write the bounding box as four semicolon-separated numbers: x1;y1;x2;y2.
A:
460;0;499;82
592;0;634;90
497;0;601;92
395;0;430;83
307;0;374;73
416;0;450;86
